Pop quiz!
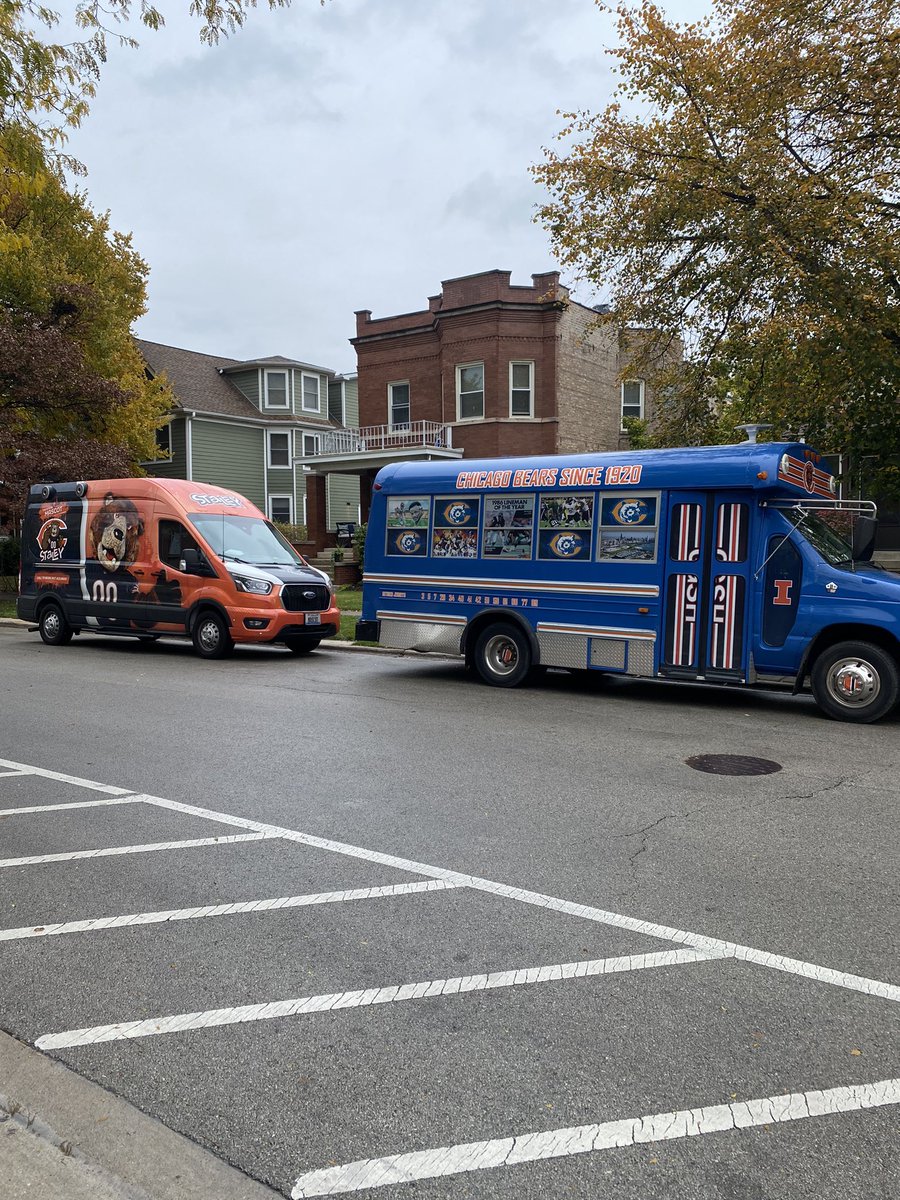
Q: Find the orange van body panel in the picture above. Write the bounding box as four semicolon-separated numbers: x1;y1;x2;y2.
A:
19;478;340;647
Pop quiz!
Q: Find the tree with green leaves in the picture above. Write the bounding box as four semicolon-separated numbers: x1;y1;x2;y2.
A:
0;124;172;521
535;0;900;498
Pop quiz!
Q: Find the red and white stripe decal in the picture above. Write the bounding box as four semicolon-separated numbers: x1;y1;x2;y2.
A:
777;455;834;499
716;503;746;563
671;573;699;666
673;504;702;563
711;575;735;669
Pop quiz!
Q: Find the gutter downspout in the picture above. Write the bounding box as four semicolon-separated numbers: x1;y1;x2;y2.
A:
185;411;194;480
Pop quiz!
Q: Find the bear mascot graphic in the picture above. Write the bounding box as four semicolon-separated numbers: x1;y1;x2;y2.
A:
85;494;146;626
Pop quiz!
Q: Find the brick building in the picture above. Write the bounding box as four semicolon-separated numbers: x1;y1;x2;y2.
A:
300;269;665;547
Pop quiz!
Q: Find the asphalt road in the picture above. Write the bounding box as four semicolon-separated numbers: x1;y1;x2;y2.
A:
0;625;898;1199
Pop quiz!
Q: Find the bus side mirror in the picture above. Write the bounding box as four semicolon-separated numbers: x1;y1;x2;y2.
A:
852;516;877;563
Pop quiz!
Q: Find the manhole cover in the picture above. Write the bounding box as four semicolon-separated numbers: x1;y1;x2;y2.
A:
685;754;782;776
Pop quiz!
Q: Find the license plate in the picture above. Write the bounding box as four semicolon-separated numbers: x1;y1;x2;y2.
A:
305;613;321;625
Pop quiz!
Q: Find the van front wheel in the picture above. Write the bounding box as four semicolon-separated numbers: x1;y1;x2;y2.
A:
473;621;531;688
810;641;899;723
38;602;73;646
192;610;234;659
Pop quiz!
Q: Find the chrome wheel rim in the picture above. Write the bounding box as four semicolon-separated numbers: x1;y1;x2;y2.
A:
484;634;519;677
198;620;220;652
826;657;880;708
43;610;60;638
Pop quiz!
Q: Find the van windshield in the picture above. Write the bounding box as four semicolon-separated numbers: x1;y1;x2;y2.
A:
791;509;853;568
189;513;304;567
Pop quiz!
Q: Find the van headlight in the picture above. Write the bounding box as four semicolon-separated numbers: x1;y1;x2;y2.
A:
231;574;274;595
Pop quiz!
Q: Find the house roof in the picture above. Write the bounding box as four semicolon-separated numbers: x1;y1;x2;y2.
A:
137;340;342;427
137;340;261;420
223;354;336;375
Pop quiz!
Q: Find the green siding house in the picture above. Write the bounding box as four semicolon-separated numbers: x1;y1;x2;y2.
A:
138;341;360;541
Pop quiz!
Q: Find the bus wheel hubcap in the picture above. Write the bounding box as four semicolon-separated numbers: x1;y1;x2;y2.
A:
829;659;879;707
44;611;59;636
485;635;518;676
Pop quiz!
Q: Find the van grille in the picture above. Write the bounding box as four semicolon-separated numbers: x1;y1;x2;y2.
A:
281;584;329;612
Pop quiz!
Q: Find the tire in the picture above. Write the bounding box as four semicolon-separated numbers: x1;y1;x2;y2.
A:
285;637;321;655
191;610;234;659
810;640;900;723
472;621;532;688
38;602;73;646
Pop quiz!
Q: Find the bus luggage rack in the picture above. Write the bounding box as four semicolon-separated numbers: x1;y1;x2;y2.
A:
281;585;330;612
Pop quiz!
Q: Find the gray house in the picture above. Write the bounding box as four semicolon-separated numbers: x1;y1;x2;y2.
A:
138;341;360;543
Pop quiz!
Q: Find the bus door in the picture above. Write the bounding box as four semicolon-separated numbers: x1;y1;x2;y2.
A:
661;493;751;681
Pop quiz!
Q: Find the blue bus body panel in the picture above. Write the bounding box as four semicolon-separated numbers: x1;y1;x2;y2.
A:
361;443;900;687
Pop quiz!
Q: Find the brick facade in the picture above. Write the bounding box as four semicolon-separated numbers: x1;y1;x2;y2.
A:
352;269;658;461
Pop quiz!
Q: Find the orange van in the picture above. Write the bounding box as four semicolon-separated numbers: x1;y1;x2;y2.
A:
17;478;340;658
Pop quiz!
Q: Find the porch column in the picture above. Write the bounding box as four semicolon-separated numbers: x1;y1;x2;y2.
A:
305;472;329;553
359;471;374;524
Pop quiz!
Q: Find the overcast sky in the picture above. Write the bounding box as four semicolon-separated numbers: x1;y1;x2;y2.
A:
65;0;709;375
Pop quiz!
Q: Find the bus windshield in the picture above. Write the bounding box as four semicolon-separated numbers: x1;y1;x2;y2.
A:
189;513;305;567
791;509;853;568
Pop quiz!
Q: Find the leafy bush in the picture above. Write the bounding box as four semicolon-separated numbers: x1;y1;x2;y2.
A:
352;522;367;572
275;522;308;544
0;537;21;576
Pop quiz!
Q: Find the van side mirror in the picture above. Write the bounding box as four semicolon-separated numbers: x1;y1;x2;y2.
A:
851;516;877;563
179;547;211;575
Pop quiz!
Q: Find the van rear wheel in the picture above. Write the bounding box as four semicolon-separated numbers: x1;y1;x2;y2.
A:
473;621;531;688
38;602;73;646
192;610;234;659
810;641;899;723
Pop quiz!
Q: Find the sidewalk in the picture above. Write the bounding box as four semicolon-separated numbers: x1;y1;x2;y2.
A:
0;1030;282;1200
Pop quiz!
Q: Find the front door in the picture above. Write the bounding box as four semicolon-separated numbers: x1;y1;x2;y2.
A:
661;492;752;681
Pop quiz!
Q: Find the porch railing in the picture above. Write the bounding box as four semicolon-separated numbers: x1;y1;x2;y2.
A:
317;421;453;456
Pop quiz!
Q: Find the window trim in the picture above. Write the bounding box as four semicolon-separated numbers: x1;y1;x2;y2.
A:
508;360;534;419
620;379;645;431
456;361;485;423
301;371;321;414
263;368;290;410
388;380;411;429
268;494;294;525
267;429;292;469
302;432;320;457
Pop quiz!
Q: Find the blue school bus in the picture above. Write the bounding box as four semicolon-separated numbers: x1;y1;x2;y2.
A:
356;442;900;723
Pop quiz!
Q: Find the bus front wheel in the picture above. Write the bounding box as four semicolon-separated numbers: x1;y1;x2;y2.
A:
810;641;899;723
473;621;531;688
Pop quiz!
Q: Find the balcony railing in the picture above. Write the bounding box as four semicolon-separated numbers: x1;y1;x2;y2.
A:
317;421;454;456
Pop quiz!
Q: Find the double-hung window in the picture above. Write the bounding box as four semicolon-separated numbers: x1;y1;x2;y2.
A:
302;433;320;457
269;496;293;524
264;370;289;410
509;361;534;418
267;430;291;468
621;380;645;429
389;382;410;429
456;362;484;421
301;373;320;414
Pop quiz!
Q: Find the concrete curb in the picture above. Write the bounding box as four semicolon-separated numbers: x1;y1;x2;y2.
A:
0;1030;282;1199
0;618;457;661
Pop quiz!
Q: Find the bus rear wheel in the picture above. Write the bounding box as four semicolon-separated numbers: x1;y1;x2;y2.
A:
473;621;531;688
810;641;899;723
